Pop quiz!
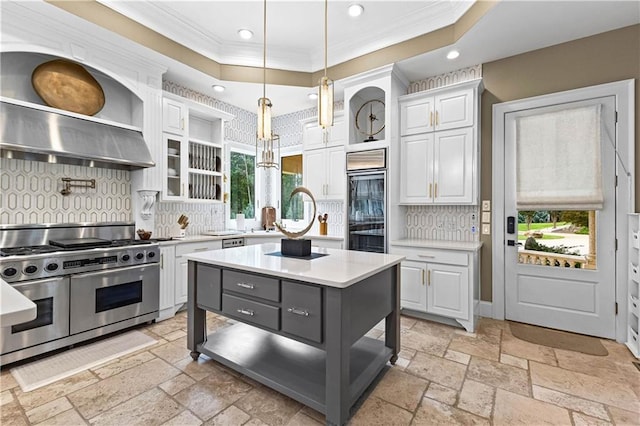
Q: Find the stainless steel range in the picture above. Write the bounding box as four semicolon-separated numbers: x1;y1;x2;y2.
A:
0;222;159;365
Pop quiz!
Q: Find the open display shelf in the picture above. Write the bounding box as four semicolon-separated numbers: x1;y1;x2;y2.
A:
198;322;392;414
627;214;640;357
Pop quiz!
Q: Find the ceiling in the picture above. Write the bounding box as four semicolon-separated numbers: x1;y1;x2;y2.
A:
13;1;640;116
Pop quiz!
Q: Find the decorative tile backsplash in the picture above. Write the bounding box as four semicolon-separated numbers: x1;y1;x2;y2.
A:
155;202;224;238
316;201;344;236
406;205;479;242
0;158;132;224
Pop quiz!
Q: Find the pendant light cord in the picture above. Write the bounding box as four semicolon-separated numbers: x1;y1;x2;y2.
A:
263;0;267;100
324;0;328;77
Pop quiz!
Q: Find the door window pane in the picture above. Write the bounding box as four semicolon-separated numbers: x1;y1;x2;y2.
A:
517;210;596;269
281;154;303;220
230;151;255;219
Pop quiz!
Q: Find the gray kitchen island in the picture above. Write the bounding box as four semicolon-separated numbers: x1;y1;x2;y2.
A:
186;243;404;426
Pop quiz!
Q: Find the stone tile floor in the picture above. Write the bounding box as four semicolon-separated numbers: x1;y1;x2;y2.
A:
1;311;639;425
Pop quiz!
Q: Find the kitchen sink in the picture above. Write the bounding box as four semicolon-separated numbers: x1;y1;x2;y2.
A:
202;230;243;236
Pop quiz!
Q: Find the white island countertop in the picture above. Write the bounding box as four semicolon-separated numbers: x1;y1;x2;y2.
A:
186;243;404;288
1;278;36;327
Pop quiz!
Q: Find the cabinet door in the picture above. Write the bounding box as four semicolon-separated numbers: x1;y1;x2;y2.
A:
163;98;186;135
427;263;469;320
327;118;346;147
159;246;176;312
303;149;326;199
400;133;434;203
176;259;188;305
434;88;474;131
303;122;324;151
163;133;187;201
400;261;427;311
400;97;434;136
325;146;345;199
433;127;473;204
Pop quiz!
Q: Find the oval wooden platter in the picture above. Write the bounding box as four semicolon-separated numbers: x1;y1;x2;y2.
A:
32;59;105;116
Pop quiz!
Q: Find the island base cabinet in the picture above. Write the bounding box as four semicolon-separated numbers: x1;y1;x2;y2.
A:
282;281;322;343
187;260;400;426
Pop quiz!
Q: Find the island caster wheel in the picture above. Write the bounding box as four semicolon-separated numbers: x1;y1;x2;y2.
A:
190;351;200;360
389;354;398;365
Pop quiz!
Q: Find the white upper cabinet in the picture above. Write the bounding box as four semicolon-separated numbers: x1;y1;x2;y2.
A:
162;98;186;136
302;112;346;201
400;86;474;136
303;145;345;201
399;79;483;205
161;92;234;202
302;112;345;151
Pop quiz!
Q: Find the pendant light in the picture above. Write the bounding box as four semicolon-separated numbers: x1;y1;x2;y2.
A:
318;0;333;129
256;0;279;169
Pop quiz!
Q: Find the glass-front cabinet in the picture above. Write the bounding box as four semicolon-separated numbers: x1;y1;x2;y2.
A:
161;93;234;202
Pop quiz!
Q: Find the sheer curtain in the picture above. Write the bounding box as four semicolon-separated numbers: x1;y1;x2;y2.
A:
516;104;603;210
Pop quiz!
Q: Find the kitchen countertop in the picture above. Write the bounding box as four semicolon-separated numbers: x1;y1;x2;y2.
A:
186;243;404;288
390;239;483;251
1;277;37;327
156;231;343;246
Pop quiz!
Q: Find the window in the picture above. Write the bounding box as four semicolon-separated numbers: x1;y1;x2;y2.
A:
281;154;303;220
229;150;255;219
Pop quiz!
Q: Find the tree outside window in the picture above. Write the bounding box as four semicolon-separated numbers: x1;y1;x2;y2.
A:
229;151;255;219
281;154;303;220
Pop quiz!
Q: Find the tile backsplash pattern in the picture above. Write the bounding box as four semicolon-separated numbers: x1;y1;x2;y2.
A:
0;158;132;224
155;202;225;238
273;101;345;148
407;64;482;94
406;205;479;242
403;65;482;242
316;201;344;236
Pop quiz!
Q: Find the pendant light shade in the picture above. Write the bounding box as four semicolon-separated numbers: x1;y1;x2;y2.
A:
257;97;272;140
318;76;333;129
318;0;333;129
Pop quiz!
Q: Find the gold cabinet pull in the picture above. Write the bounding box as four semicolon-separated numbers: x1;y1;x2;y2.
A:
181;118;185;130
428;270;431;286
435;182;438;198
421;269;425;285
435;110;439;125
160;253;164;269
429;111;433;126
429;183;432;198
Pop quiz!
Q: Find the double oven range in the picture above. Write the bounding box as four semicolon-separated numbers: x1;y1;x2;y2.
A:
0;222;159;365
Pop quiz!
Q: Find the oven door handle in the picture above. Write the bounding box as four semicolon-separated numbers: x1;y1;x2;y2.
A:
69;263;158;279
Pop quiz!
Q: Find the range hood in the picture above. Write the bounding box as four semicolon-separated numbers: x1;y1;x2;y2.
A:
0;100;155;170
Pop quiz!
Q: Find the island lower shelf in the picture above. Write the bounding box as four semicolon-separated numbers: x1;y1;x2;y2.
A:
198;322;392;414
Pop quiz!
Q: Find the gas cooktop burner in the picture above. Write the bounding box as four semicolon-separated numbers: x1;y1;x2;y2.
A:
0;245;60;257
1;239;154;257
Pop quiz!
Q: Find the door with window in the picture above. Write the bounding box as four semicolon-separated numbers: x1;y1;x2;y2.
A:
504;96;617;338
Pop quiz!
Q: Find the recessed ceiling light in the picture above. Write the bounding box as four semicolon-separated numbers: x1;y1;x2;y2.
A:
348;4;364;17
308;93;318;101
447;50;460;60
212;85;225;93
237;29;253;40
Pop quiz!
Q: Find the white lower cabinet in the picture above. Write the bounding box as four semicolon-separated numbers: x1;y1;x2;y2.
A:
427;263;469;320
158;240;222;321
158;245;176;321
400;261;427;311
391;244;479;332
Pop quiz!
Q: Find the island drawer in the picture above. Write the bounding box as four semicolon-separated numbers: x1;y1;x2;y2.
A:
222;294;280;331
196;264;221;311
222;270;280;302
390;246;468;266
281;281;322;343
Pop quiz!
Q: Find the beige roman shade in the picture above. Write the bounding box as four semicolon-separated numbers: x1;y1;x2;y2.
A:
516;104;603;210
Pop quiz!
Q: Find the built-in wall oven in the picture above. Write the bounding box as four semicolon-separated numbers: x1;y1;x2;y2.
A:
0;223;160;365
346;148;387;253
